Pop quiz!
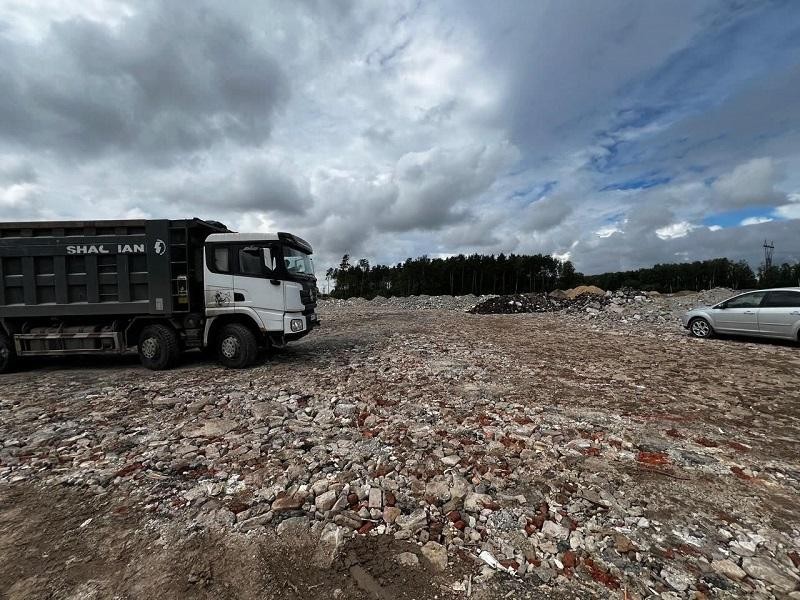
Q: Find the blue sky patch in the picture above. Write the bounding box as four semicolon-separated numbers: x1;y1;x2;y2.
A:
601;176;671;191
510;180;558;203
703;207;783;228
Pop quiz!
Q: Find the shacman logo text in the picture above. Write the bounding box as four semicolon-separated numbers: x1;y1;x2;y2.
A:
64;240;167;255
67;243;145;255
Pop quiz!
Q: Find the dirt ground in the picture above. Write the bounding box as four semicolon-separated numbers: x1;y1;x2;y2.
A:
1;306;799;599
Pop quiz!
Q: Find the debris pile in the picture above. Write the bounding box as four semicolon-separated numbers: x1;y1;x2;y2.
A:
462;287;740;332
564;288;649;316
467;293;562;314
323;294;495;311
369;294;493;311
562;287;736;330
323;288;744;336
466;287;630;315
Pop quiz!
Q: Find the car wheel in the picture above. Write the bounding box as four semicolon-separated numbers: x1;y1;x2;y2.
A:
217;323;258;368
138;325;180;370
689;317;713;339
0;331;17;374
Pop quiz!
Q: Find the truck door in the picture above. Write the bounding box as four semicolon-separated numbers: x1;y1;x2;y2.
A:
204;245;235;311
234;245;284;331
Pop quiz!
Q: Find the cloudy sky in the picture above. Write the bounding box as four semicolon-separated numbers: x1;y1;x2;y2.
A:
1;1;799;274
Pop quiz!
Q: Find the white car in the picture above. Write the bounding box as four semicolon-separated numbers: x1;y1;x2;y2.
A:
682;287;800;341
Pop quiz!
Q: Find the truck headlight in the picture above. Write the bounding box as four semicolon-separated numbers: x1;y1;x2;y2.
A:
290;319;304;332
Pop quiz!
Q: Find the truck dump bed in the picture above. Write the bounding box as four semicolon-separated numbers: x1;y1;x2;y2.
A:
0;219;228;319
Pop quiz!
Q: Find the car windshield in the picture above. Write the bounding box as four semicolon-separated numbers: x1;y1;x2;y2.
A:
283;246;314;276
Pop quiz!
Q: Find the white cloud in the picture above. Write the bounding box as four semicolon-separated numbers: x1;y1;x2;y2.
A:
595;225;622;238
655;221;696;240
740;216;773;226
551;251;571;262
708;225;723;231
774;203;800;220
0;182;40;207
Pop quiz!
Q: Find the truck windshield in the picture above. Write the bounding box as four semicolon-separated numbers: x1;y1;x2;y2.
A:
283;247;314;276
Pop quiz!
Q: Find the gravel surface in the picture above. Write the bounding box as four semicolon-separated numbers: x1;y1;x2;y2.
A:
1;290;799;599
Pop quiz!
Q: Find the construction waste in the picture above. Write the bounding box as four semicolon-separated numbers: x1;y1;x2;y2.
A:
467;287;645;315
467;293;564;314
321;287;738;330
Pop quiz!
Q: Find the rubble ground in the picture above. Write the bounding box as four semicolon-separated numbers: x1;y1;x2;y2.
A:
1;295;799;599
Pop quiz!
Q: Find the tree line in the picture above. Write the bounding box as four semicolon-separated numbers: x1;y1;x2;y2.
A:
581;258;800;292
327;254;800;299
326;253;578;299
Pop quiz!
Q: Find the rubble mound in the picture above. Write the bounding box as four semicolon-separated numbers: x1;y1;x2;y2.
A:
322;294;495;311
468;293;566;314
468;288;659;317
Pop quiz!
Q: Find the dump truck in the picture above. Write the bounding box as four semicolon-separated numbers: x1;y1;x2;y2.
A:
0;218;318;372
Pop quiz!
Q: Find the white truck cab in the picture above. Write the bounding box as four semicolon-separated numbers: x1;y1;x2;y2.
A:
202;231;319;367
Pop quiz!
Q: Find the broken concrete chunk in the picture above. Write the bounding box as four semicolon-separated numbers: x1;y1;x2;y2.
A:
421;541;448;571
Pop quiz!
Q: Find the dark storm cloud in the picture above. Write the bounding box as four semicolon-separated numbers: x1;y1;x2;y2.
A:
226;168;312;215
165;160;313;216
521;195;573;232
0;158;37;185
377;143;519;232
620;63;800;179
0;2;289;159
455;1;709;160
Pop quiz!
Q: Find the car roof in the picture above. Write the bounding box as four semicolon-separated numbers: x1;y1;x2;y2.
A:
732;287;800;294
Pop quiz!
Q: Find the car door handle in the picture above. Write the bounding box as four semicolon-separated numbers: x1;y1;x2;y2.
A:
270;279;281;286
790;311;800;315
743;310;755;314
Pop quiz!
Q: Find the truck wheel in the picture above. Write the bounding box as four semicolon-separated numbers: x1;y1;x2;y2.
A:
138;325;180;370
0;332;17;374
217;323;258;368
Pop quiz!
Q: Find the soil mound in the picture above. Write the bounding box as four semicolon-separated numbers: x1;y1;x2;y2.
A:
564;285;605;299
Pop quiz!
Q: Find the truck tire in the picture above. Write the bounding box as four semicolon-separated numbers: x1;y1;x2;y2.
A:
0;332;17;374
138;324;180;370
217;323;258;368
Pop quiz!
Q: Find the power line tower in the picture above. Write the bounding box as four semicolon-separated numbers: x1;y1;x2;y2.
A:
763;240;774;270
